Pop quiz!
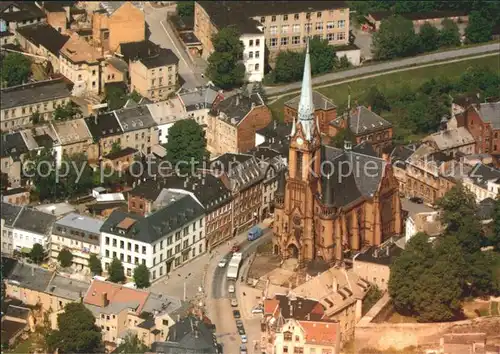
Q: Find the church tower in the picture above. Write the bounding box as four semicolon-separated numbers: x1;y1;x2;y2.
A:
273;40;321;266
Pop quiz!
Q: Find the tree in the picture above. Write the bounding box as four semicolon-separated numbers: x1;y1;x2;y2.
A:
330;127;355;149
465;11;493;44
88;254;103;276
108;258;125;283
57;248;73;268
439;18;461;47
110;141;122;155
53;101;82;121
133;264;150;289
115;333;148;354
165;119;208;170
47;302;103;353
418;22;440;52
30;111;41;125
128;90;142;103
372;15;419;60
273;50;304;83
309;36;336;76
363;86;391;114
206;26;245;89
30;243;45;264
492;197;500;250
0;52;31;87
177;0;194;18
105;85;127;110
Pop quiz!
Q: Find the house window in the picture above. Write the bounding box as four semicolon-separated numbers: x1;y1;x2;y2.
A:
338;19;346;28
255;39;260;46
292;24;300;33
271;15;276;22
249;39;253;46
270;25;277;35
260;16;265;23
327;33;335;42
280;37;289;46
315;22;323;31
294;13;299;20
281;25;289;34
270;38;278;47
327;21;334;30
304;23;312;32
317;11;322;18
248;51;253;59
255;51;260;58
255;63;260;71
337;32;346;40
283;14;288;21
292;36;300;45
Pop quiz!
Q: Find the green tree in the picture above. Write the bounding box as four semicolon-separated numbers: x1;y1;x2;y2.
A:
25;148;58;201
439;18;461;47
53;101;82;121
108;258;125;283
273;50;304;83
309;36;336;76
330;127;355;149
30;243;45;264
58;152;94;199
372;15;419;60
105;85;127;110
465;11;493;44
128;90;142;103
362;285;383;315
418;22;440;52
88;254;103;276
57;248;73;268
165;119;208;170
493;197;500;250
0;52;31;87
363;86;391;115
206;26;245;89
177;0;194;18
115;333;149;354
47;302;103;353
133;264;151;289
110;141;122;154
30;111;41;125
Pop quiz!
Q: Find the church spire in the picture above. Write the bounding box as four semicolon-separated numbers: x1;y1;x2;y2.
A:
297;38;315;141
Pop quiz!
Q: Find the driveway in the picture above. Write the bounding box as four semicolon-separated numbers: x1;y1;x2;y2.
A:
143;2;208;89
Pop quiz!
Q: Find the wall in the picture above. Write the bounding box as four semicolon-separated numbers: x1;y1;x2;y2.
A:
336;48;361;66
240;33;265;82
193;2;217;59
237;105;272;153
352;259;390;291
47;11;67;33
12;228;49;251
60;55;101;95
129;61;178;102
108;2;146;52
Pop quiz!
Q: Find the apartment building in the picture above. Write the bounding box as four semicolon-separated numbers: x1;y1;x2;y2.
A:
51;213;103;271
120;40;180;101
83;279;182;347
0;132;29;188
15;22;70;73
178;84;224;127
389;143;421;195
463;163;500;203
20;123;60;160
195;1;349;64
84;112;124;163
51;118;93;162
0;78;72;130
0;2;45;33
329;106;393;156
60;33;104;95
1;202;23;255
207;93;271;156
284;91;337;134
92;2;145;53
9;206;57;253
147;97;186;145
100;194;205;281
422;126;475;157
39;1;71;33
114;105;159;155
128;174;233;251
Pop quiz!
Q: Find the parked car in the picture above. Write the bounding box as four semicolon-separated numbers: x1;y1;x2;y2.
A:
241;334;247;343
248;226;263;241
238;326;246;335
218;258;228;268
233;310;241;319
240;344;247;354
409;196;424;204
251;305;264;314
231;299;238;307
231;243;241;252
228;284;235;293
236;319;244;328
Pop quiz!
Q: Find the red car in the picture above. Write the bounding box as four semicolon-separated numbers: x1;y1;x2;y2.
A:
231;244;240;252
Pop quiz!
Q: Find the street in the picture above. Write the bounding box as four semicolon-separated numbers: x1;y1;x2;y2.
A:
143;2;207;89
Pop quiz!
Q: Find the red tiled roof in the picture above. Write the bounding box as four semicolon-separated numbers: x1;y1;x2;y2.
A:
298;321;338;346
84;280;149;314
264;299;279;315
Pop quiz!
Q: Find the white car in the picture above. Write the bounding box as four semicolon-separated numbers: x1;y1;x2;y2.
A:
218;258;228;268
241;334;247;343
228;284;235;293
251;306;264;314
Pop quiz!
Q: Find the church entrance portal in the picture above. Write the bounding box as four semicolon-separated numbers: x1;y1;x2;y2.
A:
287;244;299;259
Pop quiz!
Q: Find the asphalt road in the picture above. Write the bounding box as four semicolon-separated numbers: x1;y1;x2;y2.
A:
265;42;500;97
212;231;272;299
143;2;207;89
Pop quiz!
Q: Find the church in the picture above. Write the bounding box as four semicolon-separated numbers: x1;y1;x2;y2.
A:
272;42;403;267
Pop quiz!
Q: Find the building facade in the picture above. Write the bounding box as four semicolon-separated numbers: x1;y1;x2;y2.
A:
273;43;402;266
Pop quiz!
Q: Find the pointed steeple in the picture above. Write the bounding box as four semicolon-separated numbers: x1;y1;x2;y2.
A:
297;38;315;141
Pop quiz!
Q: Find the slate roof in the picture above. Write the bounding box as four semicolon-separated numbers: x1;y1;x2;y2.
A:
54;212;104;235
476;101;500;130
0;202;23;227
114;106;157;132
16;22;69;56
99;1;143;15
348;106;392;135
0;79;72;110
214;93;264;126
0;2;45;22
285;91;336;111
423;127;475;151
6;262;53;293
273;294;325;320
211;153;267;191
469;163;500;188
100;195;204;244
390;143;420;164
13;207;57;235
256;120;293;143
178;85;220;112
42;1;73;12
355;244;403;266
0;132;29;159
45;274;90;301
84;113;123;140
120;40;179;68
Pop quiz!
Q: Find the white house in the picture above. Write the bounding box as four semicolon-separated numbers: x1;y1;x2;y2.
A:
241;32;265;82
1;202;23;255
99;194;206;281
147;96;187;145
8;206;57;253
464;163;500;203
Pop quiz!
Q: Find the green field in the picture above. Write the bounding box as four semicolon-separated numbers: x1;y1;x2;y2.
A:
269;55;500;124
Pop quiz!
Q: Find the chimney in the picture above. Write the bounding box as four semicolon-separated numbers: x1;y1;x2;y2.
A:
332;276;338;292
101;292;109;307
236;94;240;106
344;140;352;151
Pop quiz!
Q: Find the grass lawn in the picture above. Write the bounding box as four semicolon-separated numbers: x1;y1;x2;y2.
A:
269;55;500;127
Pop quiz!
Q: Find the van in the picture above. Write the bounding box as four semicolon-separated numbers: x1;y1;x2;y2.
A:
248;226;263;241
